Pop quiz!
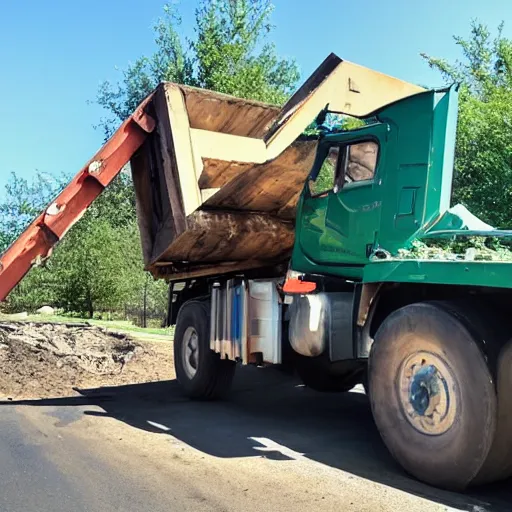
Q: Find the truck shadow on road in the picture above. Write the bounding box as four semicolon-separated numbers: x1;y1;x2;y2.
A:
3;366;511;512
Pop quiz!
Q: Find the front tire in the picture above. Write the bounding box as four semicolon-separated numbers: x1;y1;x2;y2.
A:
369;301;496;490
174;300;235;400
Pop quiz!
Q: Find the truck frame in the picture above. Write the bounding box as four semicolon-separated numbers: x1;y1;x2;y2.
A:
2;53;511;492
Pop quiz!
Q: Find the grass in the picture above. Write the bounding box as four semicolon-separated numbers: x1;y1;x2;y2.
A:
396;237;512;262
0;313;174;339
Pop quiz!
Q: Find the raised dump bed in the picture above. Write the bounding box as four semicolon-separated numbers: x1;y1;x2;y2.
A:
130;54;423;281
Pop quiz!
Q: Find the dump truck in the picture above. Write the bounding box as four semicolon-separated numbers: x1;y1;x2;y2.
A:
2;53;512;491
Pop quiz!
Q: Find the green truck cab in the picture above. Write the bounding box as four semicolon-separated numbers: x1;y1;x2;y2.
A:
293;83;512;289
293;84;460;277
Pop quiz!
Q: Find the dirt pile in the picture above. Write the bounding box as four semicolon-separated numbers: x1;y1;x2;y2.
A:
0;322;174;399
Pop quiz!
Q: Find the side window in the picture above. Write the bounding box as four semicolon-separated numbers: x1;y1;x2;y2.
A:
340;141;378;186
309;146;339;196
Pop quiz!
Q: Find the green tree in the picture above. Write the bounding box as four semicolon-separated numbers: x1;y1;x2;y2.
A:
0;172;63;311
0;170;136;256
6;266;58;313
82;170;137;228
97;0;299;136
0;171;65;253
421;21;512;227
127;272;170;328
1;170;144;316
43;220;143;318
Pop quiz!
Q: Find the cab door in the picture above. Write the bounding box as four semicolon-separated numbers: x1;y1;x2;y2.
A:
297;123;387;273
297;144;341;264
324;124;388;265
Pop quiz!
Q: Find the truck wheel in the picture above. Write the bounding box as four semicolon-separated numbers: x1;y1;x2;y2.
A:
174;300;235;400
369;302;497;490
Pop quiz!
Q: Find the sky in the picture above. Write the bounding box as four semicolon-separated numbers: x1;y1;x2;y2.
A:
1;0;511;196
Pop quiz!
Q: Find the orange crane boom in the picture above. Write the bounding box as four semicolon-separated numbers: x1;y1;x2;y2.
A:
0;94;155;302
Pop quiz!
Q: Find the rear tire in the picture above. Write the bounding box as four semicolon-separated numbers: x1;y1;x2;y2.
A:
174;300;235;400
369;301;497;490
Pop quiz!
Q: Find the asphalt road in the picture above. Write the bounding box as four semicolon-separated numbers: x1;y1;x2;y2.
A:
0;367;510;512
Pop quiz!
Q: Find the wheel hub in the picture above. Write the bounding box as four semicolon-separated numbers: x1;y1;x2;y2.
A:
398;351;458;436
182;326;199;379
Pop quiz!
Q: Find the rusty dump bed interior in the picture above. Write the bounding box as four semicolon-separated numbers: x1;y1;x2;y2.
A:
132;54;424;281
0;53;424;301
